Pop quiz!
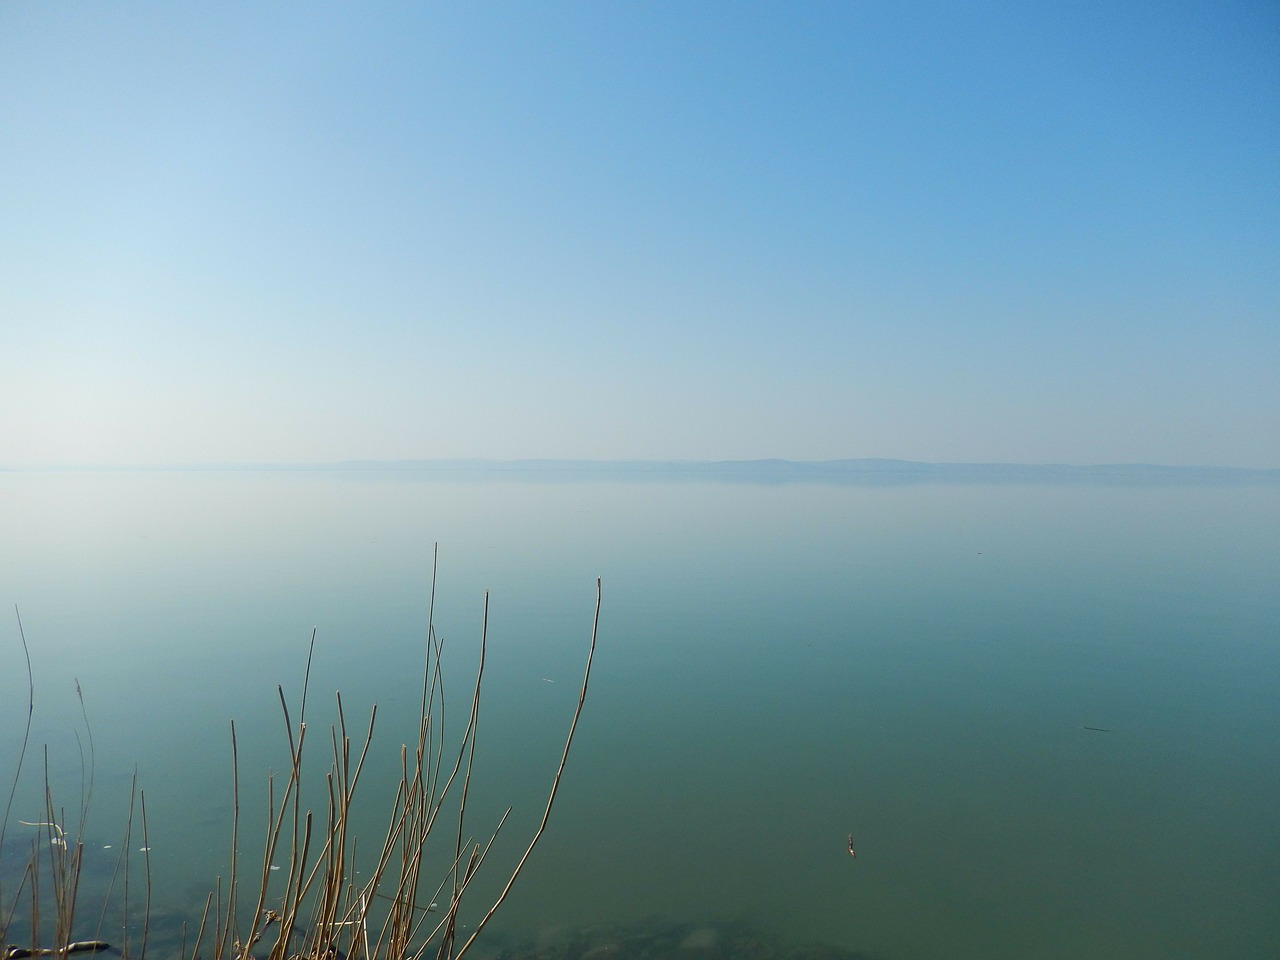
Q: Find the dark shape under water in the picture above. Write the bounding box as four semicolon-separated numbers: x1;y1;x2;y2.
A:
484;917;876;960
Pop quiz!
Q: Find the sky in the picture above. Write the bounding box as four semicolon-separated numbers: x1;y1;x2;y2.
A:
1;1;1277;468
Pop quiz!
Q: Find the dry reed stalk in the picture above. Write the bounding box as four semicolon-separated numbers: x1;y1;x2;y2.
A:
29;856;40;957
41;776;79;959
71;683;94;861
214;722;240;960
0;861;35;955
120;777;135;960
452;578;601;960
6;562;599;960
258;571;597;960
1;607;37;928
138;795;149;960
187;890;214;960
2;608;110;960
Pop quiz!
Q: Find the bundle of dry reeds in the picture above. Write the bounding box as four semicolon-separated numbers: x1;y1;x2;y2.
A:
3;565;600;960
2;609;135;960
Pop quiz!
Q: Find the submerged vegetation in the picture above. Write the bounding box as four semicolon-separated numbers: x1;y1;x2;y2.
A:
2;565;602;960
485;917;876;960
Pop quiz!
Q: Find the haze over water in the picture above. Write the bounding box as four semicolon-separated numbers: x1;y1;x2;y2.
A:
3;4;1278;957
3;467;1277;959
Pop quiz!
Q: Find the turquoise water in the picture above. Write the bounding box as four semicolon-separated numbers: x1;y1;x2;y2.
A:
2;470;1278;959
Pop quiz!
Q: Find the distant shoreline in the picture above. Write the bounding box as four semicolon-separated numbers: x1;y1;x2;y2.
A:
4;458;1278;485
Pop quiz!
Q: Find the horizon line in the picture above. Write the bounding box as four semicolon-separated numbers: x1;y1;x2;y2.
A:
2;457;1278;476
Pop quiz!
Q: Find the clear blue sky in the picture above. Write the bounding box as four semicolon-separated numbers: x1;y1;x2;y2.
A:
2;1;1276;467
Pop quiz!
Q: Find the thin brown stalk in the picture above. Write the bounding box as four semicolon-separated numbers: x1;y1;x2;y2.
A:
176;566;599;960
187;891;214;960
359;892;371;960
432;843;479;960
408;806;511;958
279;685;305;957
450;595;488;913
298;700;376;958
217;720;240;960
72;681;95;848
139;793;151;960
121;775;136;960
453;578;601;960
30;845;40;956
376;601;488;960
48;816;83;960
269;809;311;960
93;818;126;957
364;601;462;956
32;748;83;960
241;699;310;960
1;859;35;948
300;628;318;729
415;549;441;812
245;731;304;960
1;607;37;908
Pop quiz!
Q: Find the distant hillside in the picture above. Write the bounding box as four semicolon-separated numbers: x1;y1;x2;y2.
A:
6;459;1277;482
325;458;1280;484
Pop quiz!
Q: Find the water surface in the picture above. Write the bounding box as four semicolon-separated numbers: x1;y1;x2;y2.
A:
2;470;1277;959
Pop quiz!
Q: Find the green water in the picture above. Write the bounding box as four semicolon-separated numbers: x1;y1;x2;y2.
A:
2;470;1277;959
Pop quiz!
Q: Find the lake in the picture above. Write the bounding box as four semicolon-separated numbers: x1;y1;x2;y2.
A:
2;468;1278;959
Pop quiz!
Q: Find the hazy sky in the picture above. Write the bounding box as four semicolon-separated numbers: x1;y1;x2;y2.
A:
2;1;1276;467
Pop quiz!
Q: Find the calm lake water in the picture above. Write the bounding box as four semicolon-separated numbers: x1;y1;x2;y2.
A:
2;469;1278;959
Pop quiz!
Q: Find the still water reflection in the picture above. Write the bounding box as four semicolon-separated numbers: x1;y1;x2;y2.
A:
2;470;1277;959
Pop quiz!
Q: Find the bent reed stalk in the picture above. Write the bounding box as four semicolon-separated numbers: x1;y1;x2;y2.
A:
4;566;601;960
1;609;132;960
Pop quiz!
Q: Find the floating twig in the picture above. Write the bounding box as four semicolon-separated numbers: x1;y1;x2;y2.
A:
5;941;111;959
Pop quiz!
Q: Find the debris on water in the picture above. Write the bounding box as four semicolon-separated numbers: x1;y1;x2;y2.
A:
542;678;556;683
139;847;151;852
270;864;281;871
5;938;112;958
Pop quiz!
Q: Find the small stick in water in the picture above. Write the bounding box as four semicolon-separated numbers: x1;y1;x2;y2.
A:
1083;726;1112;733
5;942;111;959
847;833;856;858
